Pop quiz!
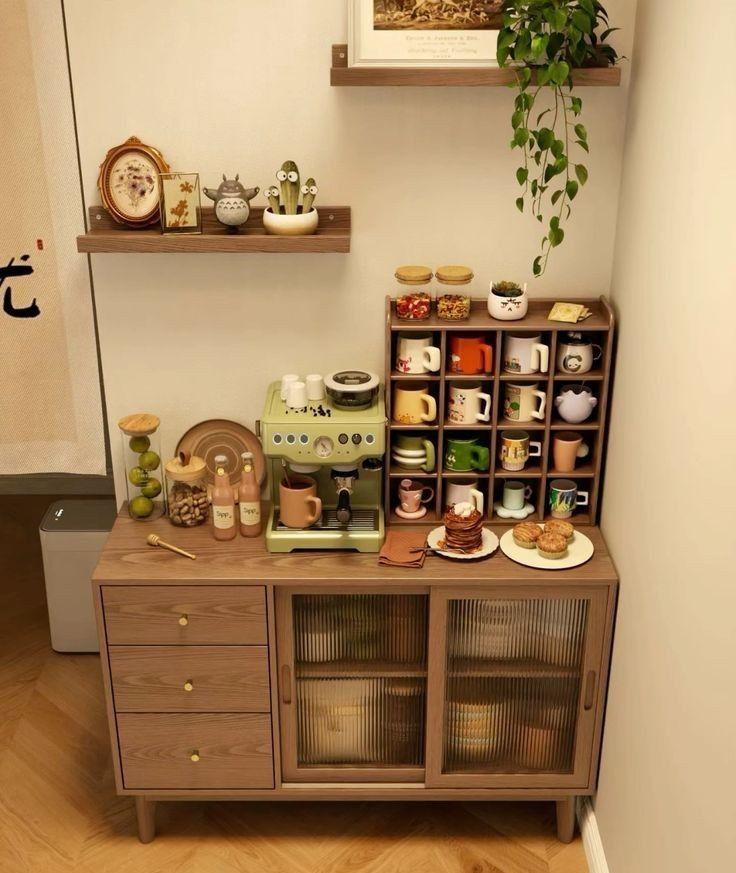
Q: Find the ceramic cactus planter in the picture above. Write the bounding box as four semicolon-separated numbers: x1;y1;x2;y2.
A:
263;207;319;236
263;161;319;236
488;281;529;321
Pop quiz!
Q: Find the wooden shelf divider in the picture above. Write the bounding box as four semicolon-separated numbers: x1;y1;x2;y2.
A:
77;205;351;254
331;45;621;88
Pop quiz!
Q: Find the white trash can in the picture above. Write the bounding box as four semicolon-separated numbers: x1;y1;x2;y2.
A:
40;499;117;653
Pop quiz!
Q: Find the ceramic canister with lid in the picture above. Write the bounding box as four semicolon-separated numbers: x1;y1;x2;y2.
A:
436;265;473;320
118;413;164;521
165;451;209;527
395;265;433;320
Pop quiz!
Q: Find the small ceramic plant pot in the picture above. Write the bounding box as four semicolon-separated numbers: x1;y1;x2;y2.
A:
488;284;529;321
263;207;319;236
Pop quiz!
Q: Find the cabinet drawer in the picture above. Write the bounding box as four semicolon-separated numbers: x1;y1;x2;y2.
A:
109;646;271;713
118;713;274;790
103;586;267;645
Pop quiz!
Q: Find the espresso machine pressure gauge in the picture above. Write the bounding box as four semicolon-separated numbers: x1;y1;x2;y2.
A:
313;436;334;459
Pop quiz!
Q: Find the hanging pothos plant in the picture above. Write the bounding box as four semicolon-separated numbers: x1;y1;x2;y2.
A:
497;1;620;276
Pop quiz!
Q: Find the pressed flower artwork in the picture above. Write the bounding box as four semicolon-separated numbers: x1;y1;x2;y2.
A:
108;154;161;219
160;173;202;234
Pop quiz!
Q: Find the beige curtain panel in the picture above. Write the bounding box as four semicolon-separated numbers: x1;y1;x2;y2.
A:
0;0;105;475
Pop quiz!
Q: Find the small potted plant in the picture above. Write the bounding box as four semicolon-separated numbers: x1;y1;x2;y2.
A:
488;280;529;321
262;160;319;236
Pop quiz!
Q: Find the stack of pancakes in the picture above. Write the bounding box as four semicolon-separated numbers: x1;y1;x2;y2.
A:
443;502;484;552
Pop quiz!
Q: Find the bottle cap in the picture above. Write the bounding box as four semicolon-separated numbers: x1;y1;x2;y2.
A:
214;454;227;465
241;452;253;460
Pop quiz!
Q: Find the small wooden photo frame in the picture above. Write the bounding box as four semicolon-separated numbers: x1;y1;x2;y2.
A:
159;173;202;235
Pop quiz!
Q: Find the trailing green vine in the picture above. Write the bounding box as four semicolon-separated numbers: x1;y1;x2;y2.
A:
497;1;620;276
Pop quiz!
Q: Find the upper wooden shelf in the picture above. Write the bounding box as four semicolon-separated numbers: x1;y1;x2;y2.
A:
77;206;351;254
389;297;614;332
331;45;621;87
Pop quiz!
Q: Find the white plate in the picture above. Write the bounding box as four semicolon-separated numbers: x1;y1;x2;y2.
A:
392;447;426;459
500;526;594;570
427;526;499;561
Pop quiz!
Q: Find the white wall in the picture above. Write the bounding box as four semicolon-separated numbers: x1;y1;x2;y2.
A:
597;1;736;870
64;0;635;497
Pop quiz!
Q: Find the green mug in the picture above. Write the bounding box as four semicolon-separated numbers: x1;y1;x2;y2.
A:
444;437;490;473
392;435;436;473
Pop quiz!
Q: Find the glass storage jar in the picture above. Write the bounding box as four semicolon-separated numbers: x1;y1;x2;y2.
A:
436;265;474;321
165;451;209;527
118;413;164;520
394;265;433;320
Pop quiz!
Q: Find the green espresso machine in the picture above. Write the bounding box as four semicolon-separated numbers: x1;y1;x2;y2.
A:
258;378;386;553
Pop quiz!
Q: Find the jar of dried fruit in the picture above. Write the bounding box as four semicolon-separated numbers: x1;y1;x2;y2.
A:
165;451;210;527
436;265;473;321
395;265;433;320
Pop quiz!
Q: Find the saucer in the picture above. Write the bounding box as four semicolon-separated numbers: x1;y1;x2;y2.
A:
493;501;535;520
391;454;431;471
392;447;426;459
395;506;428;520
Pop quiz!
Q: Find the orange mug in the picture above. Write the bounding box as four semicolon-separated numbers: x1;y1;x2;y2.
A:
449;334;493;375
279;476;322;529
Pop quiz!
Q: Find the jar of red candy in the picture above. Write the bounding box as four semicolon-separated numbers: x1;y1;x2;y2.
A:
395;265;433;320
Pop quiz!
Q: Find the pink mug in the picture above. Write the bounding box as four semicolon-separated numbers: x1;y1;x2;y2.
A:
399;479;435;514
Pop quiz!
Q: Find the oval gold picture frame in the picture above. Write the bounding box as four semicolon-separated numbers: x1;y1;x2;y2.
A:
97;136;170;227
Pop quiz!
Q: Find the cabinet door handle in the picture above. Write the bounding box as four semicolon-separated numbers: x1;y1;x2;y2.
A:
282;664;292;705
190;750;200;763
583;670;596;710
178;614;189;627
183;680;194;692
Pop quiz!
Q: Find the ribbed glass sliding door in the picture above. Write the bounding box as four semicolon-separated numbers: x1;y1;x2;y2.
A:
277;592;429;781
426;588;607;788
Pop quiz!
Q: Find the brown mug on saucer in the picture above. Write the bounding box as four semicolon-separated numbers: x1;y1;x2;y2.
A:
279;476;322;529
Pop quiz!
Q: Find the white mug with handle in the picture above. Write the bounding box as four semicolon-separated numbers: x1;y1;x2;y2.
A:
395;333;441;375
503;333;550;375
447;383;492;424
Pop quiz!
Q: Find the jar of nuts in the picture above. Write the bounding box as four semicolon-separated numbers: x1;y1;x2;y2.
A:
435;265;473;320
165;451;210;527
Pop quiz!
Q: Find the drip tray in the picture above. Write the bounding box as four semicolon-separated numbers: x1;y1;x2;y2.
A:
276;509;379;533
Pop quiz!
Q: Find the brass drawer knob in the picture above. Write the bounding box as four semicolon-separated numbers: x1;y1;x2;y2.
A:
190;750;200;763
178;614;189;627
183;680;194;692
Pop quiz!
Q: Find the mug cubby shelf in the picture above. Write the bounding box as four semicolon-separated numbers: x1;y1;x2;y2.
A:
77;206;351;254
331;45;621;87
384;295;615;526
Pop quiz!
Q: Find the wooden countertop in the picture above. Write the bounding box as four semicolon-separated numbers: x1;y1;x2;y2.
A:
94;513;617;586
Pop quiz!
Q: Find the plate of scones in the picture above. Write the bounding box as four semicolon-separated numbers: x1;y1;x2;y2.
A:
500;520;594;570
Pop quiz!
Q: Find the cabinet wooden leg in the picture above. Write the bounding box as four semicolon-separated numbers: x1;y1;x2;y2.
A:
135;796;156;843
556;797;576;843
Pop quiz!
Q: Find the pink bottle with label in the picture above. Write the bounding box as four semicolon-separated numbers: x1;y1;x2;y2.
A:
211;454;236;541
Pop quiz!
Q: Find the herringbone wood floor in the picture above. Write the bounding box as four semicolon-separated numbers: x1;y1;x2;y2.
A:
0;496;589;872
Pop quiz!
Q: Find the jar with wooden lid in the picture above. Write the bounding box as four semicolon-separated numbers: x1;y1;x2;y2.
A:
436;265;473;320
165;451;209;527
395;265;433;320
118;413;164;520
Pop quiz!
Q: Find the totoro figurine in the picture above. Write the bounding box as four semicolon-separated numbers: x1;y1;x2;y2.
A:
203;175;259;233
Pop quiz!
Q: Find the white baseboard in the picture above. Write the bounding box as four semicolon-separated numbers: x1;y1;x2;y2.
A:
577;797;610;873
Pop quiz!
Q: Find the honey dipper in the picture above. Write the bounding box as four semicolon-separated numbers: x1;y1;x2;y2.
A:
146;534;197;560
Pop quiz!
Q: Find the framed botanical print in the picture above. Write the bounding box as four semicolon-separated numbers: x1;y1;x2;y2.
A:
97;136;170;227
349;0;502;67
159;173;202;235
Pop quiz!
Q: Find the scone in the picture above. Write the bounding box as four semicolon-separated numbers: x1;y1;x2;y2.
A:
513;521;542;549
544;518;575;543
536;532;568;560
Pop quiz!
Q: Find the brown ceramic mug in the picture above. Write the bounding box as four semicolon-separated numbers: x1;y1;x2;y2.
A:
279;476;322;529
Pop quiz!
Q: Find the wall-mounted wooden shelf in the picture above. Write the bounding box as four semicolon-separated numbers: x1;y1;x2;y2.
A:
331;45;621;87
77;206;351;254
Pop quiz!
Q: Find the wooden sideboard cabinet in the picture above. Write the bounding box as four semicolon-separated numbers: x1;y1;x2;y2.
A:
93;515;617;845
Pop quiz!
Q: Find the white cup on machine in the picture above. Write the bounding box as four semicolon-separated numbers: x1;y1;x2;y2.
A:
287;381;308;409
306;374;325;401
281;374;300;401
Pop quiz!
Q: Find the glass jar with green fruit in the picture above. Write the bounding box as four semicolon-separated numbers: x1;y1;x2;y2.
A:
118;413;165;521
